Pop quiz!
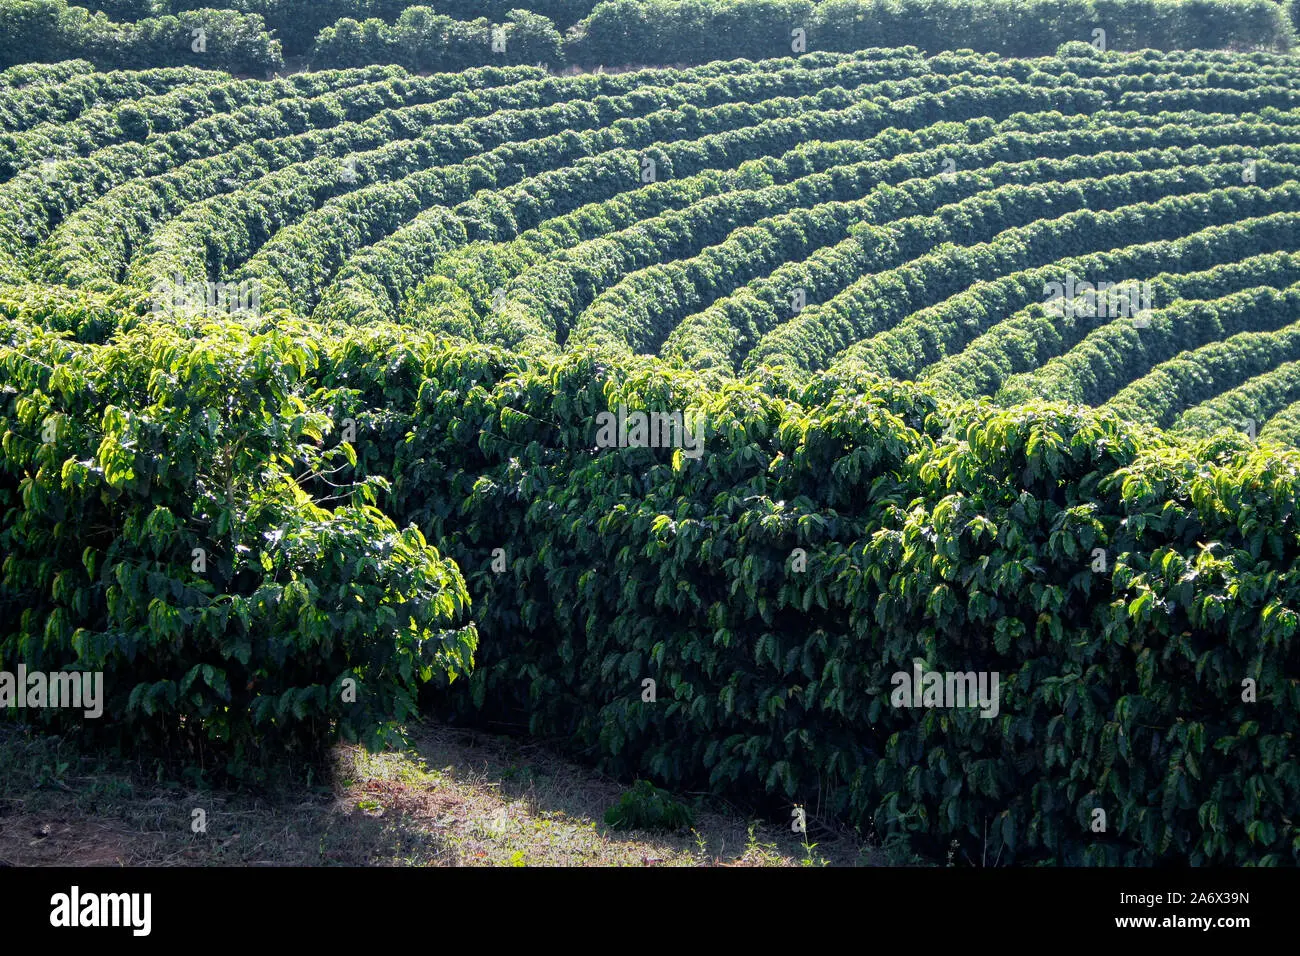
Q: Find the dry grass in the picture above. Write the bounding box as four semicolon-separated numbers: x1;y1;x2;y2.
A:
0;721;886;867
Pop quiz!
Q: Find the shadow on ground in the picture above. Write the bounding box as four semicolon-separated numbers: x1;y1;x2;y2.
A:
0;721;887;866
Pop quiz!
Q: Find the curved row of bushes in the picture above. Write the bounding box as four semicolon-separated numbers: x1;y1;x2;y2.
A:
586;150;1300;361
0;61;212;133
923;250;1300;402
0;65;406;282
159;55;934;312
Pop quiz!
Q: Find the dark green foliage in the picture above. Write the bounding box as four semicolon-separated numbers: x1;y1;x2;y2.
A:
2;0;1292;75
311;6;564;71
605;780;695;831
223;321;1289;868
371;338;1298;866
0;0;284;74
171;1;415;57
5;298;1299;859
0;307;477;774
83;2;600;57
80;0;158;19
567;0;1293;67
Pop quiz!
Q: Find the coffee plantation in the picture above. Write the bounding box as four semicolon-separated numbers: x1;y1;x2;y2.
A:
1;2;1299;866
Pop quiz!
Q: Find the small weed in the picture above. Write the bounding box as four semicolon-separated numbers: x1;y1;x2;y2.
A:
36;760;71;787
881;831;931;866
799;835;827;867
604;780;694;832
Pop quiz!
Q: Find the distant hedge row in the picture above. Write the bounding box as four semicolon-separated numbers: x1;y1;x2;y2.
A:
0;1;282;73
85;1;603;56
313;0;1294;72
2;0;1295;74
312;8;565;71
4;298;1298;863
566;0;1295;66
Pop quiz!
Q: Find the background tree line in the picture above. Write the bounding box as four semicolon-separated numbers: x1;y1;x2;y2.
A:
2;0;1296;74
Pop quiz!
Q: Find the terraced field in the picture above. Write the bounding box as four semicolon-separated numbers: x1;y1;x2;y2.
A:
4;44;1300;866
6;47;1300;438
